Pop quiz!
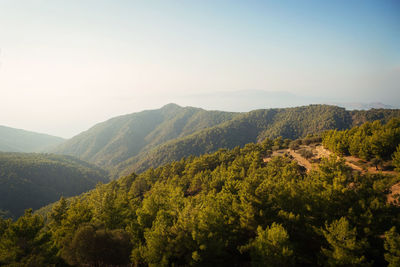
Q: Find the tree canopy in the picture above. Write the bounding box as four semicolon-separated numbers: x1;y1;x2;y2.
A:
2;136;399;266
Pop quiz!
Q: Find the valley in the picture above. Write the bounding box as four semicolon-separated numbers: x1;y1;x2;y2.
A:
0;152;109;218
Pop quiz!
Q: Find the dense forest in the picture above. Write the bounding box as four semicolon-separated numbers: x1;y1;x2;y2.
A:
0;153;109;218
52;104;400;177
1;120;400;266
323;118;400;163
0;125;64;152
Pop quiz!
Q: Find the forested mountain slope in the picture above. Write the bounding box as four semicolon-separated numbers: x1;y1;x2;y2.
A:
52;104;236;170
0;152;109;218
53;104;400;176
4;137;399;266
0;125;64;152
115;105;400;175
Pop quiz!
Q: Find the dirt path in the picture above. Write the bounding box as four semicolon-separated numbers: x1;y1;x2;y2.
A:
288;150;313;172
263;148;313;172
388;183;400;205
343;156;364;172
315;145;331;158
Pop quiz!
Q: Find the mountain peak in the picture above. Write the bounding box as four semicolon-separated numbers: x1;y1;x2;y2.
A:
161;103;182;110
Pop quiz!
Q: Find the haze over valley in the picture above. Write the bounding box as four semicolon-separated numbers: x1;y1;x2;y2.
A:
1;1;399;138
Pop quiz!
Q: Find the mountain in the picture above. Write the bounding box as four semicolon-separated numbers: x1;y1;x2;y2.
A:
52;104;237;172
0;125;65;152
117;104;400;174
0;152;109;218
53;104;400;176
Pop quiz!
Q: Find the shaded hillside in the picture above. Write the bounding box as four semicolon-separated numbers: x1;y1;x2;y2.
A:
53;104;400;176
0;152;109;218
0;125;64;152
53;104;236;169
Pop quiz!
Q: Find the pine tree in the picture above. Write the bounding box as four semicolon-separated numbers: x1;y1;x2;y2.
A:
384;227;400;267
321;217;369;266
244;223;294;267
392;145;400;172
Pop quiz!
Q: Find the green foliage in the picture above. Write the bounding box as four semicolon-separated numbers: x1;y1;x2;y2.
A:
289;140;300;151
243;223;294;266
0;152;109;218
6;129;400;266
392;145;400;172
299;148;314;159
40;141;400;266
302;135;322;145
321;217;369;266
62;224;132;266
0;210;57;266
385;227;400;267
351;109;400;126
323;118;400;161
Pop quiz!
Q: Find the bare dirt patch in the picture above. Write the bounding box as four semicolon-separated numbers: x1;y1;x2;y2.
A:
388;183;400;205
288;149;313;172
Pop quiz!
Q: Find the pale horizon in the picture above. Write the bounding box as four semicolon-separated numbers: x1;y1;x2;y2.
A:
1;0;399;137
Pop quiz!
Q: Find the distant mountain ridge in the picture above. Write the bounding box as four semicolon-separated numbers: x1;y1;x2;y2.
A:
329;102;395;110
170;90;398;112
0;125;64;152
52;104;400;177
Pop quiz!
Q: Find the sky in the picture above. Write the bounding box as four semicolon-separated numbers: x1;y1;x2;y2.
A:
0;0;399;138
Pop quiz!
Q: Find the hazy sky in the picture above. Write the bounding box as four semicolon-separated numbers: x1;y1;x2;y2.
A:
1;0;399;137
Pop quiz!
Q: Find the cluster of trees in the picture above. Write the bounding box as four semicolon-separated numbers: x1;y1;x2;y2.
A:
0;152;109;218
322;118;400;162
1;138;400;266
